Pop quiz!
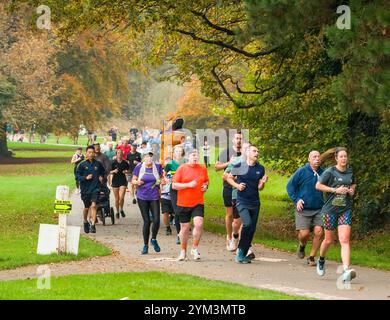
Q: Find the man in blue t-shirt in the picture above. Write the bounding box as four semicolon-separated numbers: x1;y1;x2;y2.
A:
286;151;324;266
227;144;268;264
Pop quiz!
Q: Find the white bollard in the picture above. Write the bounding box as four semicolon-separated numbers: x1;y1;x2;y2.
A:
56;186;69;254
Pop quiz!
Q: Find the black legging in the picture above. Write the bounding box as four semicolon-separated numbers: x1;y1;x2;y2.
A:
170;188;181;234
137;199;160;245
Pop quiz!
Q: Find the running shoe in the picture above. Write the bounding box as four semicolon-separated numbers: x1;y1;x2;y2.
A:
191;248;201;260
235;248;251;264
307;256;316;266
116;212;120;219
90;224;96;233
246;247;255;260
228;237;239;251
342;268;357;283
150;239;161;253
316;259;326;276
176;236;181;245
120;210;126;218
141;245;148;255
132;198;137;204
166;226;172;236
178;249;186;261
83;222;90;234
297;243;305;259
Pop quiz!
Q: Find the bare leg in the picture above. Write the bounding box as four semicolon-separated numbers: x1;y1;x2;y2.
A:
310;226;324;257
338;225;352;268
118;186;126;211
192;217;204;248
225;207;233;241
320;229;334;257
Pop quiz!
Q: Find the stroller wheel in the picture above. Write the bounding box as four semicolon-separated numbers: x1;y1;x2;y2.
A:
110;207;115;225
98;208;105;226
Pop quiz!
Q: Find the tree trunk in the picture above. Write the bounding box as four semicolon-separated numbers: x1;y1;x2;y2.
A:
0;122;10;157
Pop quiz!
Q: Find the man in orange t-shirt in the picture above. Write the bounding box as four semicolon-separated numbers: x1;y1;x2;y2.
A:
172;149;209;261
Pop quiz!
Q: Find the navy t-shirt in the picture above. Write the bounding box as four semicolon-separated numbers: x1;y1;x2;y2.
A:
231;161;265;206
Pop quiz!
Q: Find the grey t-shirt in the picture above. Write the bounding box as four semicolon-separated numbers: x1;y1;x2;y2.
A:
319;166;355;215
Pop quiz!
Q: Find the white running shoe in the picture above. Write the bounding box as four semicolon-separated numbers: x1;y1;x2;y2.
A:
178;249;186;261
342;268;357;282
191;248;201;260
229;237;239;251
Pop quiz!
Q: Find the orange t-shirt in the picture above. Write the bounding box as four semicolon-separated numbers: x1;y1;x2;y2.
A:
173;164;209;207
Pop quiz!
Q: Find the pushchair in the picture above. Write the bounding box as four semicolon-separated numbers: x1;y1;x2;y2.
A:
96;183;115;225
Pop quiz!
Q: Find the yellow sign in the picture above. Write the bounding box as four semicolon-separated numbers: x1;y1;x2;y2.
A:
54;200;72;214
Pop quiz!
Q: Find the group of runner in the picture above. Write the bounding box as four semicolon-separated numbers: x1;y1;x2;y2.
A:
72;129;357;283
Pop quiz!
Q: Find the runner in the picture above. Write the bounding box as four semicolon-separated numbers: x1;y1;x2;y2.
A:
165;145;185;245
226;144;268;264
94;143;111;182
161;156;174;236
104;141;116;162
76;145;105;234
286;151;324;266
202;140;210;168
71;147;84;194
215;131;242;250
222;141;251;255
126;143;142;204
110;149;130;219
172;149;209;261
116;138;131;160
315;147;357;282
132;152;163;254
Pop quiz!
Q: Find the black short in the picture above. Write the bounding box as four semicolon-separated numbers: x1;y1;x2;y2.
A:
178;204;204;223
232;199;240;219
222;185;233;207
161;198;173;214
81;192;98;208
111;175;128;188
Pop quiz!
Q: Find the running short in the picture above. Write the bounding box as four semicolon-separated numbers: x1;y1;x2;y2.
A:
81;192;98;209
177;204;204;223
232;199;240;219
161;198;173;214
111;175;128;188
295;209;323;230
322;210;352;231
111;182;127;188
222;185;233;207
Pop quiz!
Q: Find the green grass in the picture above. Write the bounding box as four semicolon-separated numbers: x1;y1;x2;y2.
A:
7;141;77;151
204;166;390;271
0;147;111;270
0;272;307;300
13;150;75;158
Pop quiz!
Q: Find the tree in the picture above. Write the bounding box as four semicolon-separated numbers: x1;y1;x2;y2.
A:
17;0;390;232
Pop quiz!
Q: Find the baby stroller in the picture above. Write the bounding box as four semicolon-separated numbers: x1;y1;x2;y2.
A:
96;183;115;225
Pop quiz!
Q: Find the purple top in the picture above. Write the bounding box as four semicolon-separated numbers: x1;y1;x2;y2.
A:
133;163;163;201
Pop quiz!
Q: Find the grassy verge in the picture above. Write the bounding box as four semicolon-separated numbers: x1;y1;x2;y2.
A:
7;141;77;151
0;272;307;300
0;147;111;270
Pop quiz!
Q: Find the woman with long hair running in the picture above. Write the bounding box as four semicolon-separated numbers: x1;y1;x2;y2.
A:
110;149;129;219
315;147;357;282
132;152;163;254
